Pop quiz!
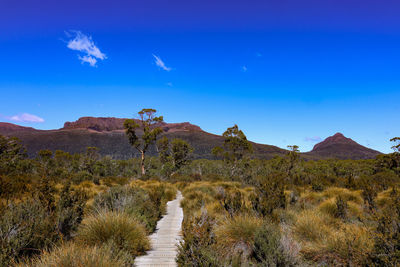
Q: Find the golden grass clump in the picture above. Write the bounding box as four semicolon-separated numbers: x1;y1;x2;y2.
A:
322;187;363;204
293;210;333;243
215;215;263;258
300;187;363;207
17;243;128;267
76;211;150;257
325;224;373;265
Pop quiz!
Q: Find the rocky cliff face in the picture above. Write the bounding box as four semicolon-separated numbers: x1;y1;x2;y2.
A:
63;117;127;131
63;117;203;133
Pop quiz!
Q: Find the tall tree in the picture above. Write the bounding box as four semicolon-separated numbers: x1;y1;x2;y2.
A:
0;135;26;174
171;138;193;170
212;124;253;176
286;145;300;176
124;108;164;176
156;137;193;178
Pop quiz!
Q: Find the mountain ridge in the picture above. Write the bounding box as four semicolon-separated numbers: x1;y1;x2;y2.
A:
0;118;382;160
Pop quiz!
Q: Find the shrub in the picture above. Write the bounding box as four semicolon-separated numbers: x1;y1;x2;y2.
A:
252;221;296;266
17;243;129;267
92;185;159;232
56;182;86;240
76;211;150;258
177;210;221;267
334;196;348;220
0;199;59;266
251;174;286;216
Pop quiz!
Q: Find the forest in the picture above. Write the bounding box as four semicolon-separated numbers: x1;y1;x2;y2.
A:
0;109;399;266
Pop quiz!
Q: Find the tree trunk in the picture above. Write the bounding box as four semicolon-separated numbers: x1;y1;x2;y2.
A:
141;151;146;176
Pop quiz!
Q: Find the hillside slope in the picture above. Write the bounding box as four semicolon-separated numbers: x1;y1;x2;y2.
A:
0;118;286;159
304;133;381;160
0;119;382;160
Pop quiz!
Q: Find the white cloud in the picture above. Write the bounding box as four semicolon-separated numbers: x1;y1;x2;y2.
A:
65;31;106;67
10;113;44;123
79;55;98;67
242;66;248;72
153;54;171;71
304;136;322;142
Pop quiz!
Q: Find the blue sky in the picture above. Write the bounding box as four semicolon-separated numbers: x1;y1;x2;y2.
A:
1;0;400;153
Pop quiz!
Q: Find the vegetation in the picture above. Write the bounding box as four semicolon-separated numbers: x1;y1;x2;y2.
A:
0;120;399;266
124;108;164;175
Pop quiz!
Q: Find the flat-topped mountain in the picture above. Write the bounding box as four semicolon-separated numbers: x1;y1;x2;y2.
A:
0;119;382;160
304;132;381;159
63;117;202;133
0;117;285;159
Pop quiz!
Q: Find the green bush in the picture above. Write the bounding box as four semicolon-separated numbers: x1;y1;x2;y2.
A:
177;210;221;267
92;185;159;232
252;221;298;266
0;199;59;266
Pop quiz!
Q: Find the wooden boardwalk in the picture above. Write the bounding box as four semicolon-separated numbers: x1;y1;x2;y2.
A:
134;191;184;267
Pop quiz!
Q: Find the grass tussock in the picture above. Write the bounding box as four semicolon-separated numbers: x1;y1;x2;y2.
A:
215;215;263;258
16;243;129;267
76;211;150;258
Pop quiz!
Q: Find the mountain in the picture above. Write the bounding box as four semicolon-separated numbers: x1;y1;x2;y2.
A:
0;117;286;159
304;133;382;160
0;119;382;160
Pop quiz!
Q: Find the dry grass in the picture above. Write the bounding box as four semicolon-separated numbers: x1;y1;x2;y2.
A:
293;210;334;243
301;187;362;206
16;243;128;267
76;211;150;257
215;215;263;258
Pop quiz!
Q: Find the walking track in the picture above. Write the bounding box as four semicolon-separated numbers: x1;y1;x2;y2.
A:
134;191;184;267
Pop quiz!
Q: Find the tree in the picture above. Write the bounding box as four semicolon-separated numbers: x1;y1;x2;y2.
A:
286;145;300;176
157;136;170;165
391;137;400;152
156;137;193;177
171;138;193;170
212;124;253;176
0;135;26;174
124;109;164;176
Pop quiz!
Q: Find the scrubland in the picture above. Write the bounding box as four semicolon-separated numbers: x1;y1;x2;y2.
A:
1;136;400;266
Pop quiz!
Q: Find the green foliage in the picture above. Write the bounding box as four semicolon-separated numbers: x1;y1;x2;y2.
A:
171;138;194;170
212;125;253;177
334;195;348;220
252;221;297;266
177;210;221;267
124;108;164;175
0;199;59;266
157;136;170;164
92;185;160;232
368;187;400;265
0;134;26;174
251;173;286;216
56;182;86;240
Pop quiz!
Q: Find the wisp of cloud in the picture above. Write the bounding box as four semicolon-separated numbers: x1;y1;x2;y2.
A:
66;31;106;67
10;113;44;123
153;54;171;71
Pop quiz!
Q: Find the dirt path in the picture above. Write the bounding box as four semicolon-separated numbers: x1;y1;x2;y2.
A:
134;191;184;267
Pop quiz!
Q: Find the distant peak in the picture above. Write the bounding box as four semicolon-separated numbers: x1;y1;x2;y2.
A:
333;132;345;137
312;132;356;151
